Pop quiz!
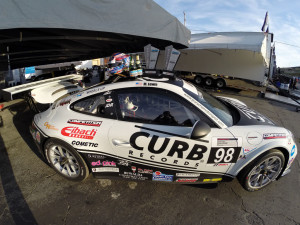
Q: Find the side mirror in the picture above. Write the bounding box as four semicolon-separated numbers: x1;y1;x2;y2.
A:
190;120;211;139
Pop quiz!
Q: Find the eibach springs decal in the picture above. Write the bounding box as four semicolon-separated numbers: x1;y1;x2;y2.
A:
61;127;97;139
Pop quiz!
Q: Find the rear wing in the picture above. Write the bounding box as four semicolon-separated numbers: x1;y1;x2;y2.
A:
1;74;83;101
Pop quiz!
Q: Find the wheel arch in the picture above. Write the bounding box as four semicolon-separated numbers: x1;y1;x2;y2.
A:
231;146;290;179
42;137;90;170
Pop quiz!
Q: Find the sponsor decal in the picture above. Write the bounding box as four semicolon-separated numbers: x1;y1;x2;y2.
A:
135;82;143;86
203;178;222;182
103;91;111;95
217;138;238;147
91;160;116;167
131;166;153;174
72;141;98;147
105;103;114;108
92;167;119;172
44;122;59;131
291;145;296;157
152;171;173;182
263;133;286;139
67;119;102;127
61;127;97;140
106;98;113;103
176;173;200;177
129;131;207;165
243;147;257;153
176;178;198;183
218;97;274;125
118;160;131;166
288;157;295;166
214;163;228;166
59;99;71;107
86;87;105;94
36;131;41;143
88;154;105;159
120;172;148;180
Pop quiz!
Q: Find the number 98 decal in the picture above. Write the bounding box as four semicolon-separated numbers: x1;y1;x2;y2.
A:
207;147;241;164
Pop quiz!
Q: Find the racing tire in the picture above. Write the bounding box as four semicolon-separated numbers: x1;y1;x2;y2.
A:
216;79;226;88
238;150;285;192
44;139;89;181
205;77;213;86
194;75;202;85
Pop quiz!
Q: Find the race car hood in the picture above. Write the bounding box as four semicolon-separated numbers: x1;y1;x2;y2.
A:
217;96;276;126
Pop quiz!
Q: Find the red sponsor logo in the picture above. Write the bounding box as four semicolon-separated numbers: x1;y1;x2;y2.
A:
61;127;97;140
176;178;198;183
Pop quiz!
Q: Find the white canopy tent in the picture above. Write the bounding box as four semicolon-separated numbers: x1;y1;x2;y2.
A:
0;0;190;71
156;32;273;82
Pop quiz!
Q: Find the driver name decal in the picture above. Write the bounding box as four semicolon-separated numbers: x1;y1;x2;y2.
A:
61;126;97;139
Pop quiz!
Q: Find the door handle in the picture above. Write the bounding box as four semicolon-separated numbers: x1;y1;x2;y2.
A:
112;139;131;147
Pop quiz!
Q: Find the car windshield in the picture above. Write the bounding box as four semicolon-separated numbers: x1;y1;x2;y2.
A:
185;85;233;127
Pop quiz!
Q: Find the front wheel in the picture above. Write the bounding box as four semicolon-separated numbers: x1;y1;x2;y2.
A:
238;150;285;191
44;139;89;181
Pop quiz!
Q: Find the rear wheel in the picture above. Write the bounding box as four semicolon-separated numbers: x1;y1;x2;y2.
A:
44;139;89;181
238;150;285;191
216;79;226;88
205;77;213;86
194;75;202;84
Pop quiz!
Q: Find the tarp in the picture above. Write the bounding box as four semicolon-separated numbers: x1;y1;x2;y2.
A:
156;32;273;82
0;0;190;71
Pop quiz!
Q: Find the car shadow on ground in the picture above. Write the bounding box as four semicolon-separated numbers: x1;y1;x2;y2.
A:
9;101;46;163
0;134;38;225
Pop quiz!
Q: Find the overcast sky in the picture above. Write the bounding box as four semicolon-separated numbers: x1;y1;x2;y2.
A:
154;0;300;68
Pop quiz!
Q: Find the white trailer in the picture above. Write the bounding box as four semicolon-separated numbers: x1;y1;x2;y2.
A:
156;32;274;91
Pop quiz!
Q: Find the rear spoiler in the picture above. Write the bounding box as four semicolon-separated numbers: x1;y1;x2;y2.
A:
1;74;83;101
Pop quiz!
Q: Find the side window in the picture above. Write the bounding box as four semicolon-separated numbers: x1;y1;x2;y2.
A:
116;89;200;127
71;91;116;119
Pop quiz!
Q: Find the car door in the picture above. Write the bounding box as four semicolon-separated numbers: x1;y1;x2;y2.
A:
68;90;122;174
108;87;241;182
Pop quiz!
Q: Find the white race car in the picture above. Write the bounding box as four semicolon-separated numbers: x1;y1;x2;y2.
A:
30;76;297;191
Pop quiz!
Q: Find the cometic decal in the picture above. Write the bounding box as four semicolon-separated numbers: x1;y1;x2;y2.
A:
263;133;286;139
61;127;97;139
67;119;102;127
72;141;98;147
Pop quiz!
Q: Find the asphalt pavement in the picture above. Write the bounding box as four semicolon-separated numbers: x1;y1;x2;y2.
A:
0;91;299;225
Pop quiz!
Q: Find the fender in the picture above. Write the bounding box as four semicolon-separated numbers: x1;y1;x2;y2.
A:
228;141;291;177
